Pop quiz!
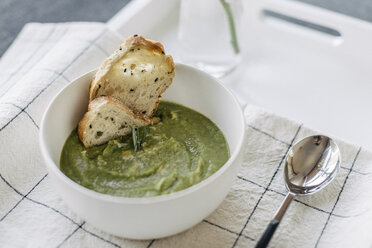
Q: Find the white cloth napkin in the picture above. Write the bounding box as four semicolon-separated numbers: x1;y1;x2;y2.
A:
1;22;372;248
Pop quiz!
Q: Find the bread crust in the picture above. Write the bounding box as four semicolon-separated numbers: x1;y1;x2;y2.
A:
78;35;173;147
89;35;175;108
77;96;154;147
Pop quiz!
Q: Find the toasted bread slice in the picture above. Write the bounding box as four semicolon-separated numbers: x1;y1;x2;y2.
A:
78;96;154;147
89;35;175;117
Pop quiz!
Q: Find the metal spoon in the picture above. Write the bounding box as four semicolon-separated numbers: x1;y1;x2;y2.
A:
255;135;341;248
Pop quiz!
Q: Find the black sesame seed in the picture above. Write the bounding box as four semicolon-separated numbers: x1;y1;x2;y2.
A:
124;68;127;72
111;117;114;121
134;34;138;37
141;69;146;72
130;49;134;52
137;48;140;50
130;88;134;92
119;47;122;50
98;84;101;88
131;72;133;76
161;51;165;54
154;78;158;82
142;111;147;114
89;125;92;128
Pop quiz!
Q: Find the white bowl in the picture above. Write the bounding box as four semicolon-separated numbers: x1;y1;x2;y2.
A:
39;63;245;239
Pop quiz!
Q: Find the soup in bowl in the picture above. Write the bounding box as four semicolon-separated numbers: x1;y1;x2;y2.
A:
39;63;245;239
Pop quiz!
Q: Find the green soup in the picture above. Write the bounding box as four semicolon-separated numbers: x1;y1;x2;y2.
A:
60;101;229;197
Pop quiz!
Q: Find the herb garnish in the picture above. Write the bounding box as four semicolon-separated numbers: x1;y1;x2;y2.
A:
130;126;146;151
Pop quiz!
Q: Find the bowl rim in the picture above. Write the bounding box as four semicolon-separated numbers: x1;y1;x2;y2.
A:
39;63;246;204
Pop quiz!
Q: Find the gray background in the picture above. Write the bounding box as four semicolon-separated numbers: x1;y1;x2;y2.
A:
0;0;130;57
0;0;371;57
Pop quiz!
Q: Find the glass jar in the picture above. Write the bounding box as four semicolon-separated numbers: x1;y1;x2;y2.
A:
177;0;243;78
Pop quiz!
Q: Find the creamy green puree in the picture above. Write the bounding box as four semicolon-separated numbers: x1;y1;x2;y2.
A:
60;101;229;197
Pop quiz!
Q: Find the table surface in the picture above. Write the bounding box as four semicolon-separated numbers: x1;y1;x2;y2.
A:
0;0;371;58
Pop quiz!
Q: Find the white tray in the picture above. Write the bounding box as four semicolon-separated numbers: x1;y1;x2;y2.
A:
108;0;372;149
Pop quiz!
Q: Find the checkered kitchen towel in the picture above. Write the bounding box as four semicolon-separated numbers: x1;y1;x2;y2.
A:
1;22;372;248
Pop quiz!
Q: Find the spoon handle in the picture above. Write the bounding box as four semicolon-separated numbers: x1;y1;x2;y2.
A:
255;192;295;248
255;219;279;248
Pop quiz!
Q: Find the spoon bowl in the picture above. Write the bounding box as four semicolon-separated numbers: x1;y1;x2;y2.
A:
256;135;340;248
285;135;341;194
